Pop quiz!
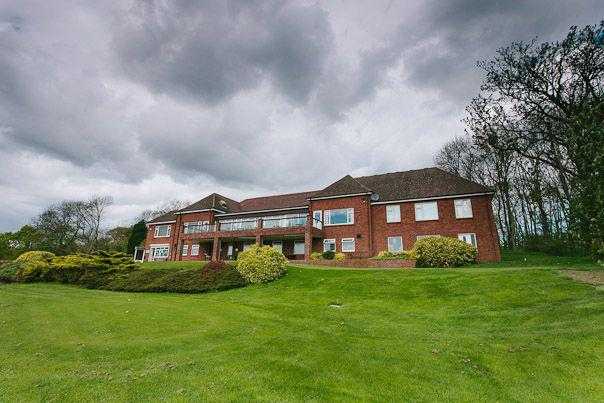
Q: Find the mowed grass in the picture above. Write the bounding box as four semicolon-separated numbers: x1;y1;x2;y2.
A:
1;255;603;401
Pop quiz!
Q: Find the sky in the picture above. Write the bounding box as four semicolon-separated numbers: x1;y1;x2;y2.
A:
0;0;601;231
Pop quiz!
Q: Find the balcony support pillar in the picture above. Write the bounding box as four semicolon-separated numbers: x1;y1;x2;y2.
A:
211;236;221;261
255;234;262;246
304;219;312;262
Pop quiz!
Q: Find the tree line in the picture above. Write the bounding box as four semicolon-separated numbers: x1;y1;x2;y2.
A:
435;22;604;255
0;198;188;260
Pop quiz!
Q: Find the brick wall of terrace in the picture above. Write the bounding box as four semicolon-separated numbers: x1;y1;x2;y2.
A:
370;195;501;262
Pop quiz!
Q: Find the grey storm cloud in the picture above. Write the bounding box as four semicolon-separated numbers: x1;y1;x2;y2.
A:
0;0;602;231
391;0;604;101
113;0;333;105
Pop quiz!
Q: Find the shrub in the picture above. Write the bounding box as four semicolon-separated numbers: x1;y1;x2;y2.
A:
334;252;345;261
235;245;287;283
87;262;246;293
310;252;323;261
523;234;587;257
413;236;477;268
0;261;23;282
322;250;335;260
16;251;55;264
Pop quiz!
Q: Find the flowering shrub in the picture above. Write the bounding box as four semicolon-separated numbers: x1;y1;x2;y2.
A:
412;236;477;268
334;252;346;261
16;251;55;264
235;245;287;283
310;252;323;261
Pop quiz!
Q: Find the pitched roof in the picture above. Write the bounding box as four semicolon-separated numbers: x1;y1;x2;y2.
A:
354;167;492;202
147;210;177;224
239;191;318;212
310;175;372;199
178;193;241;213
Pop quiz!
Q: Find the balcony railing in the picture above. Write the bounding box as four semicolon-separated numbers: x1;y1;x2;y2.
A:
183;215;323;234
219;219;258;232
262;215;307;229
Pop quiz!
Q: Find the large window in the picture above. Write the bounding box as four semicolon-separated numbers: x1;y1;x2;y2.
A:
414;201;439;221
152;246;169;259
324;208;354;225
323;239;336;252
294;242;305;255
454;199;473;219
191;244;200;256
387;236;403;252
386;204;401;223
341;238;355;252
154;225;171;237
458;233;477;248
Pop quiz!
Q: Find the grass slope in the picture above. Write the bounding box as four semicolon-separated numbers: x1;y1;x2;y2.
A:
0;255;603;401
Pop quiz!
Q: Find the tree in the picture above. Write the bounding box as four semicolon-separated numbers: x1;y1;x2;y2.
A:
127;220;147;254
463;21;604;251
138;200;188;223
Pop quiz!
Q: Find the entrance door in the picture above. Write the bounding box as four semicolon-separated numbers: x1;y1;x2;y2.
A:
272;241;283;253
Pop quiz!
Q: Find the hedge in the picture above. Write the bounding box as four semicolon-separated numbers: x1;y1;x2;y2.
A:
1;251;246;294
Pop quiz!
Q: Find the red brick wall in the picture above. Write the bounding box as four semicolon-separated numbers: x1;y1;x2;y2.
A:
309;195;373;258
172;211;214;261
144;222;176;260
370;195;500;262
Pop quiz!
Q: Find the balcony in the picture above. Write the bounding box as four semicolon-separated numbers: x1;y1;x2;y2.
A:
181;214;323;238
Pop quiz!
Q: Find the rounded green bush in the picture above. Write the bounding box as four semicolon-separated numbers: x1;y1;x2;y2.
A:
16;251;55;264
322;250;335;260
412;236;477;268
235;245;287;283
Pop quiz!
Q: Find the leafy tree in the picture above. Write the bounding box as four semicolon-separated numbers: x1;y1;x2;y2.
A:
127;220;147;254
461;21;604;252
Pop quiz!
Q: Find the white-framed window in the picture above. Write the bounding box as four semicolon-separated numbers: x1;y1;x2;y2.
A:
152;246;169;259
341;238;355;252
324;208;354;226
227;245;234;257
182;244;188;256
323;239;336;252
154;225;171;238
191;244;200;256
387;236;403;252
294;241;305;255
454;199;473;219
386;205;401;223
458;233;477;248
414;201;439;221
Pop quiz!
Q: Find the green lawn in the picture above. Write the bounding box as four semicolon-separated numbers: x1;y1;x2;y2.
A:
1;255;603;401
